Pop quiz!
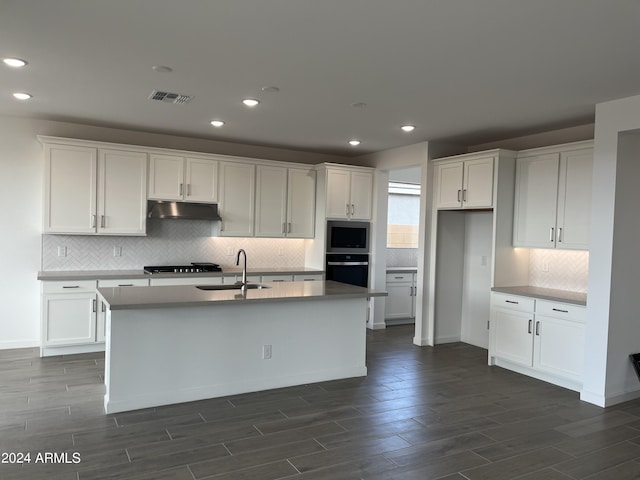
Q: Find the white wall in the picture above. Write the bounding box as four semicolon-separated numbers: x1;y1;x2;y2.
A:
0;115;349;350
582;94;640;406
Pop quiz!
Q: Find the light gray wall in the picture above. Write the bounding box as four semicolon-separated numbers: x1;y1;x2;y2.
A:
582;94;640;407
467;124;595;152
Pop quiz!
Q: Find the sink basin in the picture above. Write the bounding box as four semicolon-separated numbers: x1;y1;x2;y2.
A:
196;284;271;291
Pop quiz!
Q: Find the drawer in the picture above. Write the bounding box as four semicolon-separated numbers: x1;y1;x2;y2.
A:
229;275;261;283
150;277;223;286
386;273;414;283
98;279;149;288
42;280;97;294
535;300;586;322
491;293;534;312
261;274;294;282
293;274;323;281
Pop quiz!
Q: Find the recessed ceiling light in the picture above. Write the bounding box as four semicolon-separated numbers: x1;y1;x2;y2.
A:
152;65;173;73
349;140;361;146
261;86;280;93
401;125;416;132
13;92;32;100
210;120;225;127
242;98;260;107
3;58;27;68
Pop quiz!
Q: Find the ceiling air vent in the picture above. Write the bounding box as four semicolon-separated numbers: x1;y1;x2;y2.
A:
149;90;194;105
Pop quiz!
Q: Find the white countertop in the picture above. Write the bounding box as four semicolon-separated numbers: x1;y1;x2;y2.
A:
37;267;324;281
98;280;386;310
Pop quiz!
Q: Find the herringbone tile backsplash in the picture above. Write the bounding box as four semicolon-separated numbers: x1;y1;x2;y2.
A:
42;219;306;270
528;249;589;292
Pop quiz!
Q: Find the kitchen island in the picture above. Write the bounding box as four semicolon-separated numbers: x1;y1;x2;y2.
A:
98;280;385;414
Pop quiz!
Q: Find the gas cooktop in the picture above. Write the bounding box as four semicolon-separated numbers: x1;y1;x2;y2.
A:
143;262;222;274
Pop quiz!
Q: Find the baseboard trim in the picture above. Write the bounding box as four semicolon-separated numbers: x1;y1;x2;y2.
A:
0;339;39;350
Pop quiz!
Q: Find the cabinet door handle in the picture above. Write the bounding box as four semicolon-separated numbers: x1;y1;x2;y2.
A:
346;204;350;216
409;286;413;296
282;222;286;234
179;183;184;196
92;299;97;313
457;189;461;202
351;204;355;215
549;227;554;242
288;222;292;233
187;184;191;197
463;189;467;202
528;319;532;334
101;215;106;228
505;300;519;304
557;227;562;243
91;214;97;228
552;308;569;313
535;321;540;336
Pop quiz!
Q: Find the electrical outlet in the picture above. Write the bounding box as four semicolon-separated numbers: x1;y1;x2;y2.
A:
227;247;234;256
57;246;67;257
113;246;122;257
277;247;283;256
480;255;487;267
262;344;272;360
542;261;549;272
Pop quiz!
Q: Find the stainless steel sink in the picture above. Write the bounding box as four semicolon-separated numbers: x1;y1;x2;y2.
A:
196;284;271;291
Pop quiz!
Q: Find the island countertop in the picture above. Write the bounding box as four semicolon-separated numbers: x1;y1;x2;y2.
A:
98;280;386;310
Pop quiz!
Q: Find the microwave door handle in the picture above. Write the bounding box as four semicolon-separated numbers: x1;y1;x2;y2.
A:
327;261;369;266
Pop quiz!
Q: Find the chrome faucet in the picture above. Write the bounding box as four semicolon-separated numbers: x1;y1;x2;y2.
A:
235;249;248;288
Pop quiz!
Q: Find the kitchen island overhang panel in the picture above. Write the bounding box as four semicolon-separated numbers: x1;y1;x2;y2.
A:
100;281;384;414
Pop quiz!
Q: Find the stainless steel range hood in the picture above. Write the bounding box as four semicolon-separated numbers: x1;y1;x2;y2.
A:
147;201;222;221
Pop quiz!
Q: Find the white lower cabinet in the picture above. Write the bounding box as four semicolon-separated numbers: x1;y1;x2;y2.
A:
384;272;416;324
490;292;585;390
293;274;324;281
148;277;224;286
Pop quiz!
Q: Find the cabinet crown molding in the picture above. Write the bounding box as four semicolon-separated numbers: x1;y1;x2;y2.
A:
432;148;517;164
516;140;594;158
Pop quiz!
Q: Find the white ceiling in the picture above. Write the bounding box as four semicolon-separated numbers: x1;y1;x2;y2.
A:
1;1;639;156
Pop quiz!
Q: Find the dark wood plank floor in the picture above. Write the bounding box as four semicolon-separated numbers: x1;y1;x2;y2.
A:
2;325;640;479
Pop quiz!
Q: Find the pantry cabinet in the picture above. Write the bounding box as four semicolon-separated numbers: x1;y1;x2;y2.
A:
513;142;593;249
148;153;218;203
218;161;256;237
255;166;316;238
325;166;373;220
42;140;147;236
434;156;494;209
490;292;585;390
384;272;417;324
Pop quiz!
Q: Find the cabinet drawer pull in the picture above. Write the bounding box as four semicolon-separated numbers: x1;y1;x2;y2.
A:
62;285;80;289
505;300;519;304
118;284;134;287
528;319;532;334
394;276;404;279
549;227;554;242
552;308;569;313
535;321;541;336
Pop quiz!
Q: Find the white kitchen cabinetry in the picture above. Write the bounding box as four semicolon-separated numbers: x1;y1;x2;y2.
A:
255;166;316;238
513;142;593;249
325;166;373;220
384;272;416;324
434;156;494;209
42;140;148;235
148;154;218;203
96;279;149;342
218;161;256;237
489;292;585;390
149;277;224;286
293;273;324;281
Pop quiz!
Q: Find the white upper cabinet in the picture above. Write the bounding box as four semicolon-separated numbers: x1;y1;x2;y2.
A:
434;156;494;209
148;153;218;203
43;140;147;236
325;166;373;220
513;143;593;249
98;149;148;235
255;166;316;238
218;161;256;237
286;167;316;238
44;144;97;234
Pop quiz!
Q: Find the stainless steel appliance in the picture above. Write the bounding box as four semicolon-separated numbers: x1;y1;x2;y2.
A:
143;262;222;274
325;253;369;287
326;220;370;253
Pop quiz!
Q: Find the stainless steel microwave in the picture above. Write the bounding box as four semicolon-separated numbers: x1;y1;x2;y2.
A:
326;221;370;253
